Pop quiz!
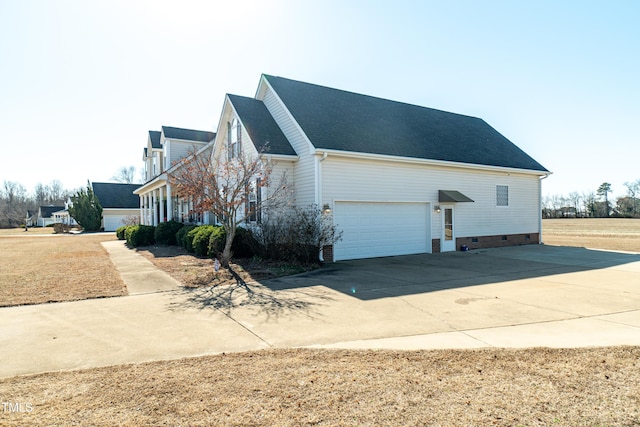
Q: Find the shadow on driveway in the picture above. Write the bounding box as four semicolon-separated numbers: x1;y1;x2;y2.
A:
260;245;640;301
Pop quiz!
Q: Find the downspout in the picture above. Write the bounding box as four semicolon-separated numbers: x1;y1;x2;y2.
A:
318;152;328;261
539;173;551;244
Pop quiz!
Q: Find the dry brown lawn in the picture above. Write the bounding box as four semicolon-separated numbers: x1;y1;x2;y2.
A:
1;347;638;426
0;233;126;307
543;218;640;252
1;221;639;425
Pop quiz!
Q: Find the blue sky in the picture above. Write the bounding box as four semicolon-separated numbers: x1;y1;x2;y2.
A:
1;0;638;198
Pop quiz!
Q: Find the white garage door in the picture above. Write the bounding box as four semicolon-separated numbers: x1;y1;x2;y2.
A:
333;202;429;261
103;215;127;232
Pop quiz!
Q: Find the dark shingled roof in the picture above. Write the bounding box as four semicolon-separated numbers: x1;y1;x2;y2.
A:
228;94;296;156
39;206;65;218
92;183;140;209
264;75;548;172
149;130;161;149
162;126;215;143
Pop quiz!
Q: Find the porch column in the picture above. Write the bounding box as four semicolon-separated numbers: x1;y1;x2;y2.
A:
146;193;152;226
159;187;165;224
139;195;144;225
151;190;157;226
166;184;173;222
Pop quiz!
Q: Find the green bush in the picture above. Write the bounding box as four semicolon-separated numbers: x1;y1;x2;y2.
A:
154;221;184;245
191;225;218;257
207;227;226;258
207;226;259;259
176;225;197;251
233;227;259;258
125;225;156;247
116;226;128;240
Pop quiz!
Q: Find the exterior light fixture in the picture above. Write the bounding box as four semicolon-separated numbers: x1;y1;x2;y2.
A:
434;205;441;213
322;204;332;215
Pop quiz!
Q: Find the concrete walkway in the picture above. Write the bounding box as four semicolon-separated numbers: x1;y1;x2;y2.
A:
1;241;639;378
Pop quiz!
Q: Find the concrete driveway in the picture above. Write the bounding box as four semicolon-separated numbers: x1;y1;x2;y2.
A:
1;242;639;378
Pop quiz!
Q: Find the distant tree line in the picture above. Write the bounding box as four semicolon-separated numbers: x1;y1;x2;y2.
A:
543;179;640;218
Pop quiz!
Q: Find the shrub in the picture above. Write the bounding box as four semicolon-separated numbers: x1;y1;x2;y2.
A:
116;226;128;240
190;225;218;257
233;227;259;258
154;221;184;245
255;205;342;263
207;226;226;258
177;225;197;251
125;225;156;247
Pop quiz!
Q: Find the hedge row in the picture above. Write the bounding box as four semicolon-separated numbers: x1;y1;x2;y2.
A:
115;222;257;259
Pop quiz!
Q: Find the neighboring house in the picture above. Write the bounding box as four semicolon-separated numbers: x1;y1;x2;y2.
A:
136;74;550;261
135;127;216;226
37;205;65;227
92;182;141;231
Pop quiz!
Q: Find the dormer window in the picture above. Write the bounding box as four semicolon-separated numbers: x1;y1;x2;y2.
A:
227;118;242;160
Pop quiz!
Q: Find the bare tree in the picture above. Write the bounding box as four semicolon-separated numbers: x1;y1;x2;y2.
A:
624;179;640;217
111;166;138;184
169;146;289;266
0;181;29;228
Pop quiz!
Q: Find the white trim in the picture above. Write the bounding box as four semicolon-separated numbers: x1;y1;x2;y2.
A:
257;75;316;155
316;148;550;177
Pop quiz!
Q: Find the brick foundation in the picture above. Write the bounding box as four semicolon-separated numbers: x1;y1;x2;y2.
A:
433;234;538;253
322;245;334;262
456;233;539;251
431;239;441;253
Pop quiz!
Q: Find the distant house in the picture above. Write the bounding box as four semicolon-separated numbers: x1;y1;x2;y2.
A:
37;205;65;227
135;74;550;261
91;182;141;231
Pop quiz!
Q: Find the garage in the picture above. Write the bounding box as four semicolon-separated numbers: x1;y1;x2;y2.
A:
333;202;430;261
103;214;128;232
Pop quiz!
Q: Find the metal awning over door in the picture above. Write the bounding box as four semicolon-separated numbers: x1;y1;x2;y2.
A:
438;190;474;203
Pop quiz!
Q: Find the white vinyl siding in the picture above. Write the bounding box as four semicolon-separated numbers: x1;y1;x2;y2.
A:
322;156;541;239
262;87;315;206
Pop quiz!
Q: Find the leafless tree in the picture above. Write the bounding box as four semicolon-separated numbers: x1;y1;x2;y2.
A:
169;146;290;266
111;166;138;184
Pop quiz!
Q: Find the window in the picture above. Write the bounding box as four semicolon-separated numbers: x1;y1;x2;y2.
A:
227;118;242;159
496;185;509;207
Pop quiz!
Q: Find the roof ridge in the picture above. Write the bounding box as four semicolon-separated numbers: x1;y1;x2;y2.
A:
263;74;482;121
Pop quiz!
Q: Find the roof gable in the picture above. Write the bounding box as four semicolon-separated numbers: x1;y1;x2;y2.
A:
92;182;140;209
149;130;161;149
161;126;215;143
227;94;296;156
264;75;548;172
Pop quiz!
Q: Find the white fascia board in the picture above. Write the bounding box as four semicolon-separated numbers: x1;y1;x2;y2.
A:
314;149;551;177
259;153;298;162
257;75;316;155
133;173;167;194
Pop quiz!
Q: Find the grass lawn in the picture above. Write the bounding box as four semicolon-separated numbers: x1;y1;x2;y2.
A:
0;233;126;307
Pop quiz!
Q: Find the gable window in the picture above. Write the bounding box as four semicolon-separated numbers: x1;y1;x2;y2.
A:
496;185;509;207
227;118;242;160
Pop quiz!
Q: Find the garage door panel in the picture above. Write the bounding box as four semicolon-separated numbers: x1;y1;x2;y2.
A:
334;202;429;261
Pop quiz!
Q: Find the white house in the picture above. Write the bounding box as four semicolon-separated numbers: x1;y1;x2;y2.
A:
134;126;215;226
92;182;141;231
136;74;550;261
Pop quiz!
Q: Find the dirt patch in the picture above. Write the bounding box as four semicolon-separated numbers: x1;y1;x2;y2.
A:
0;233;126;307
135;244;319;288
1;347;638;426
